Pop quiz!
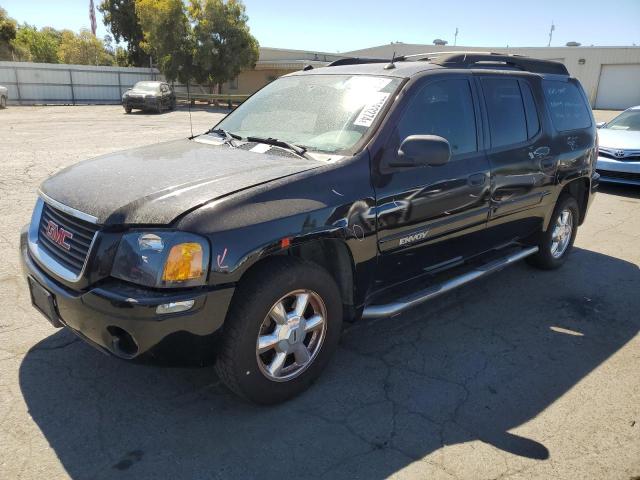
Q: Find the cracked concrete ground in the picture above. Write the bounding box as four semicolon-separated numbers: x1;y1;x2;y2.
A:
0;106;638;480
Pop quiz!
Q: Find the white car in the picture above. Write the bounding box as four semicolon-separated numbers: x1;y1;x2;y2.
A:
596;106;640;185
0;85;7;109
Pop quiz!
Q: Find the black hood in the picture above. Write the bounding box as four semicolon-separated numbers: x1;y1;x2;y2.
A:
40;139;323;225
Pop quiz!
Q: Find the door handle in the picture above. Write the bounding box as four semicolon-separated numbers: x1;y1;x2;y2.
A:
467;173;487;187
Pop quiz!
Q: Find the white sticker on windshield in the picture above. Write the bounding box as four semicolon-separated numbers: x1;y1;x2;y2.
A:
354;92;390;127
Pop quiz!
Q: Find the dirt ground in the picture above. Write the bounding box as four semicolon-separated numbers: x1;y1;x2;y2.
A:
0;106;638;480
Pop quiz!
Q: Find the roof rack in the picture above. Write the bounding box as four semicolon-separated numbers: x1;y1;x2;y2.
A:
428;52;569;75
327;57;398;67
326;52;568;76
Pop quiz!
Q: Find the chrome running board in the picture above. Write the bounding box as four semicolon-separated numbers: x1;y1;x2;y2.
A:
362;246;539;319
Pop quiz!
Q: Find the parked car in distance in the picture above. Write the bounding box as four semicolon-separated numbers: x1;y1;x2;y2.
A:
0;85;8;109
122;81;176;113
596;106;640;185
21;53;598;404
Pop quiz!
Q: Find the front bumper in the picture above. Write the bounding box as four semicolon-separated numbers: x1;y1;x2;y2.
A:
596;156;640;185
122;96;158;110
20;227;234;360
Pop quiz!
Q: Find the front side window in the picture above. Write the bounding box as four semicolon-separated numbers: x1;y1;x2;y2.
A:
482;78;528;148
543;80;592;131
215;74;402;153
397;78;478;156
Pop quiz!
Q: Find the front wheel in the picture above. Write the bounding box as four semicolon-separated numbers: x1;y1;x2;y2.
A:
124;106;132;114
527;194;579;270
215;258;343;404
0;96;7;109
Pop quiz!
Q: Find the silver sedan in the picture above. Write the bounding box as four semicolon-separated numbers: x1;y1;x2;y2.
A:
596;106;640;185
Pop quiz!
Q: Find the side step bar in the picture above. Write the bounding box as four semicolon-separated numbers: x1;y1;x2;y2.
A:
362;246;539;319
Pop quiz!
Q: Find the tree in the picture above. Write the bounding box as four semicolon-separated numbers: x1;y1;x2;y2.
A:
58;29;115;65
98;0;149;66
12;24;61;63
0;6;18;60
188;0;259;91
135;0;193;82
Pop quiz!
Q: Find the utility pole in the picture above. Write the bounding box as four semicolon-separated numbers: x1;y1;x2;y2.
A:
548;21;555;47
454;28;459;46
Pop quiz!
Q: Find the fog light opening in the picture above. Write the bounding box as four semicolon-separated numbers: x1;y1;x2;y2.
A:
107;326;139;357
156;300;195;315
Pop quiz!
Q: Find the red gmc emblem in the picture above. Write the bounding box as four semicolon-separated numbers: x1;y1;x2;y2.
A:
45;220;73;250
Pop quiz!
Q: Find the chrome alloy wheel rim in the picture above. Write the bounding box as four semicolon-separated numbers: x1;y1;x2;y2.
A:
256;289;327;382
551;208;573;258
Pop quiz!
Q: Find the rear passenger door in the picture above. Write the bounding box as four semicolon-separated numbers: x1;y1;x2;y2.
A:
372;75;492;290
479;75;555;241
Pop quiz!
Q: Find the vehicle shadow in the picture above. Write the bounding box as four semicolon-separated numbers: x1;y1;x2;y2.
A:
19;247;640;479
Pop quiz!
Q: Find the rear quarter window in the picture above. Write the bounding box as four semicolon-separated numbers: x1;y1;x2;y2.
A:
543;80;592;131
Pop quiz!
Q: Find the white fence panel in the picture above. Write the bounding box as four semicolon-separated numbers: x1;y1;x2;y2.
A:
0;61;161;105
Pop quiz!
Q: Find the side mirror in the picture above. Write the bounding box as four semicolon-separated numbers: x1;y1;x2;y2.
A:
390;135;451;168
596;122;606;128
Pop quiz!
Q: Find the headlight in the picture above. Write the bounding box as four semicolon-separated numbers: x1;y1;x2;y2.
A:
111;231;210;288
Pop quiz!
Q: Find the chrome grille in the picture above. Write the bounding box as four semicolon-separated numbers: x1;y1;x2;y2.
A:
37;202;99;275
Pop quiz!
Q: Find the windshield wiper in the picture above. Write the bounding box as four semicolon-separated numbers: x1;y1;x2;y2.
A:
208;128;242;146
246;136;310;159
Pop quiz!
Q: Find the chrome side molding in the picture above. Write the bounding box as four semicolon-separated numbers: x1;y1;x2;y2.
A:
362;246;539;319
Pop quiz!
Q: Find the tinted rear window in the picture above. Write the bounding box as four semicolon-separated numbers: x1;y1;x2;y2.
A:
543;80;592;131
482;78;527;148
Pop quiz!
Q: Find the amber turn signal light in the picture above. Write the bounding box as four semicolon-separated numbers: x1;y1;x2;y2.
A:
162;242;204;282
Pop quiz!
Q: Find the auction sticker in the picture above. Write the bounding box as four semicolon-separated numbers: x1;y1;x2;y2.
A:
354;92;390;127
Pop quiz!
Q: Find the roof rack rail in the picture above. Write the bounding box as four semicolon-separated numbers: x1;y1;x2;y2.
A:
327;57;404;67
428;52;569;75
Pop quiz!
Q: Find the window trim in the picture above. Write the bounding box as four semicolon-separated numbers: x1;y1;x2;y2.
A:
389;73;483;163
477;74;538;153
518;79;542;140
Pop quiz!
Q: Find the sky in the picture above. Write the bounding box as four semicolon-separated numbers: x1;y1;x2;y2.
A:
3;0;639;53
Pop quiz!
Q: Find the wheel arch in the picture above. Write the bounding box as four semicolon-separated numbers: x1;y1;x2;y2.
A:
560;177;590;225
234;238;358;322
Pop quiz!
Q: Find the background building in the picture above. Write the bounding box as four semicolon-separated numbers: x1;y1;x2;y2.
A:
343;44;640;110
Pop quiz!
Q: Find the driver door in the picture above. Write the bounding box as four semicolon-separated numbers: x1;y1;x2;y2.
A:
372;75;492;291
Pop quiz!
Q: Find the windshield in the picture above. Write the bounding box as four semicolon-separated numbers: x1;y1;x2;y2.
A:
605;110;640;131
214;74;402;153
133;82;160;93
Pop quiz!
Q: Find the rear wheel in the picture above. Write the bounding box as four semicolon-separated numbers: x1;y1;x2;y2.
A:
124;106;132;114
527;194;579;270
215;258;343;404
0;96;6;109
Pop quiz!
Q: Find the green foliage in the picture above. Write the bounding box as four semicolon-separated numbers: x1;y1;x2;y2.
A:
0;6;18;60
136;0;193;82
98;0;149;66
13;24;61;63
135;0;258;85
58;29;115;65
189;0;259;87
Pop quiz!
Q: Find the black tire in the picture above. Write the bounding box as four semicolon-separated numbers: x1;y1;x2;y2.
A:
124;106;132;114
0;96;6;109
527;194;579;270
156;103;163;114
215;257;343;404
169;99;176;110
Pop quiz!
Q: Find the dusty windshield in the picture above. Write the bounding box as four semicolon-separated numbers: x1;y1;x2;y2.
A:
214;74;402;153
133;82;160;92
606;110;640;131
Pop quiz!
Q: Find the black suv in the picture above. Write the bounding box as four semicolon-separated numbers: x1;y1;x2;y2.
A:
21;53;598;404
122;81;176;113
